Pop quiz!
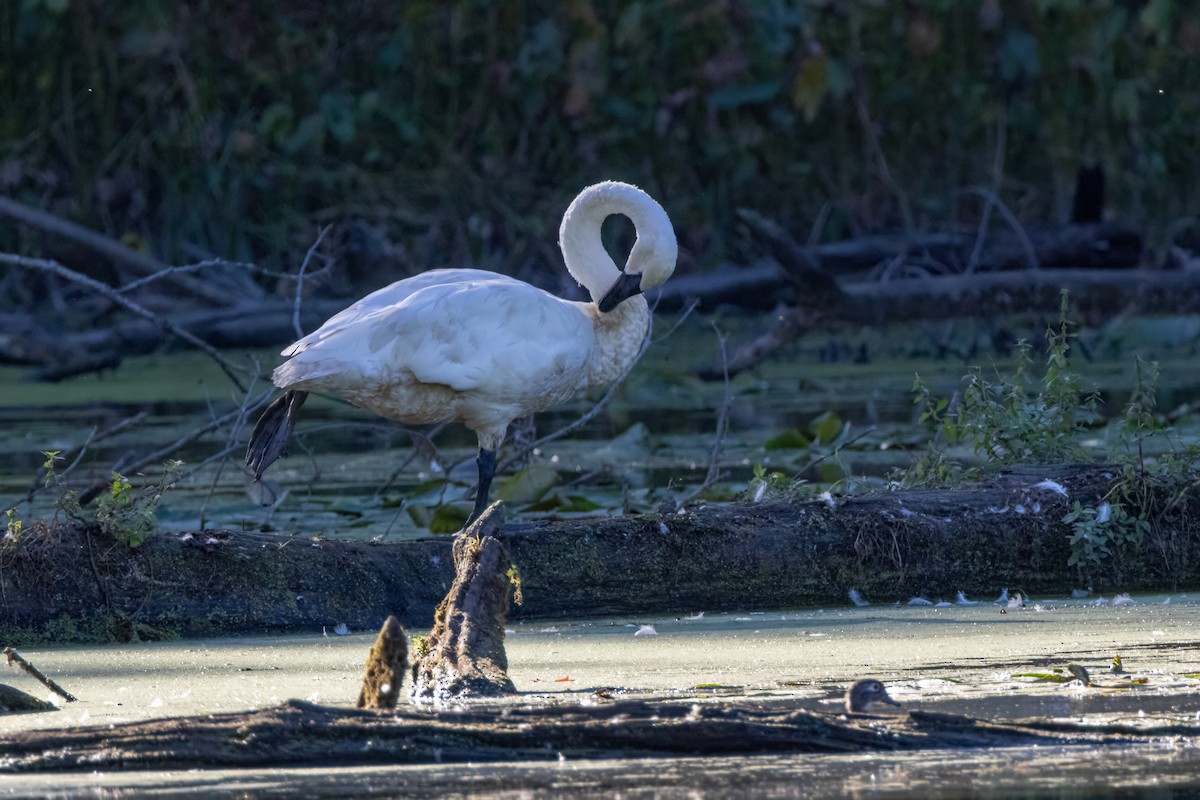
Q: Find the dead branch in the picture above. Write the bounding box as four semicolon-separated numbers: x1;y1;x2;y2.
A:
0;253;249;390
3;648;75;703
0;196;235;307
678;324;732;506
292;225;332;339
76;387;274;505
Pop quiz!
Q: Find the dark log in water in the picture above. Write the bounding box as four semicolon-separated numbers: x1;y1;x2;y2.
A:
1;697;1194;773
1;466;1195;646
410;503;517;700
0;684;54;714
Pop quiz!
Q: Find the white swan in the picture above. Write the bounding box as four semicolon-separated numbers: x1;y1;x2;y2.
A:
246;180;677;526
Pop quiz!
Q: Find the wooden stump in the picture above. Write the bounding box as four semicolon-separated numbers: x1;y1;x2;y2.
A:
409;502;517;701
355;615;407;710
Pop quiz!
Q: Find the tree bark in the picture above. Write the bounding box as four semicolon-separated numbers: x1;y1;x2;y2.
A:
410;503;517;700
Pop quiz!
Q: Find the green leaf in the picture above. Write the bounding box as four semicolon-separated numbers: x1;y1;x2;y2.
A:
319;92;357;144
429;503;469;534
808;410;843;444
498;465;560;504
791;54;828;121
764;429;811;450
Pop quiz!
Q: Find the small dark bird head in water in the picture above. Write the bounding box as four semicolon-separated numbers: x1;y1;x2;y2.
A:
845;679;901;714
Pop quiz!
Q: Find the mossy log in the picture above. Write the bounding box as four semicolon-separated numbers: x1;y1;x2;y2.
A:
2;697;1196;773
2;465;1196;645
410;503;517;700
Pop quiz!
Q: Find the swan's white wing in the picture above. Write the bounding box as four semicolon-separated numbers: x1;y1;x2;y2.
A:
283;269;512;357
375;279;594;395
275;276;594;402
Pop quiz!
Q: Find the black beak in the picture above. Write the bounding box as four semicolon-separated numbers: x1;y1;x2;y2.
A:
598;271;643;313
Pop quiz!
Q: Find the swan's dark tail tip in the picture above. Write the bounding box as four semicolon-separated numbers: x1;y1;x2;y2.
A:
246;390;308;480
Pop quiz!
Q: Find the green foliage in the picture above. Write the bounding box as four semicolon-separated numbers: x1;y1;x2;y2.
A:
901;296;1200;573
748;462;802;502
2;2;1198;277
38;451;182;548
1062;499;1150;569
94;462;182;548
956;296;1101;466
506;563;524;606
411;634;431;659
41;451;82;523
3;506;23;548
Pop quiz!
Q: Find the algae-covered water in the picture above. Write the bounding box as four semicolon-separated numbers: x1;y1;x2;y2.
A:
3;596;1200;796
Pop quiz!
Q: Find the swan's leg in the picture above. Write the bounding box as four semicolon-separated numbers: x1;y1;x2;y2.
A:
246;390;308;480
467;447;497;526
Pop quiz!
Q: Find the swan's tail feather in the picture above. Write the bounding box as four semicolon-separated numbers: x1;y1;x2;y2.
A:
246;390;308;480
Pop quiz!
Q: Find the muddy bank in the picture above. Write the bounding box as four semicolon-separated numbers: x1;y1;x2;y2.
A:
2;466;1196;645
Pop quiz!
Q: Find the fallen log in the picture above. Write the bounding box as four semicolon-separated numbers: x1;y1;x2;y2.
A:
2;466;1196;647
1;697;1194;772
707;267;1200;378
0;299;347;376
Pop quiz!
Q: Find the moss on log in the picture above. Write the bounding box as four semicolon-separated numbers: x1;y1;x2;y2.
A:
2;466;1196;646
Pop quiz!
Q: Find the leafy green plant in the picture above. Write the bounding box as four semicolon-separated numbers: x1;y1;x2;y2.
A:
747;462;798;502
955;294;1101;466
38;451;183;548
3;507;23;548
1063;500;1150;569
900;295;1200;572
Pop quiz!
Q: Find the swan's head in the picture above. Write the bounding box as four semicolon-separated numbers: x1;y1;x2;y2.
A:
598;218;678;312
559;181;678;312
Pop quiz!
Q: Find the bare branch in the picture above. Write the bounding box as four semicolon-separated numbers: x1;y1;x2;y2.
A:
965;186;1039;270
293;226;332;339
117;258;259;294
3;647;76;703
0;196;233;306
678;324;732;506
77;388;275;505
0;253;249;391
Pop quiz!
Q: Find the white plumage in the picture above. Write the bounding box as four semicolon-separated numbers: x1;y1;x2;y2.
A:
247;181;678;525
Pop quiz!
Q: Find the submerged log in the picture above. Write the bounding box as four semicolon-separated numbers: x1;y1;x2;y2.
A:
2;466;1197;647
1;697;1194;772
0;685;55;715
410;503;517;700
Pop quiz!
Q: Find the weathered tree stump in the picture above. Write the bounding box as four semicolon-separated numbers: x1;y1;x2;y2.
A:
409;502;517;700
356;615;408;710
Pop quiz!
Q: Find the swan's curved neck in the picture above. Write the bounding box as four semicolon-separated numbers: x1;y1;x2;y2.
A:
586;293;649;387
558;181;672;304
